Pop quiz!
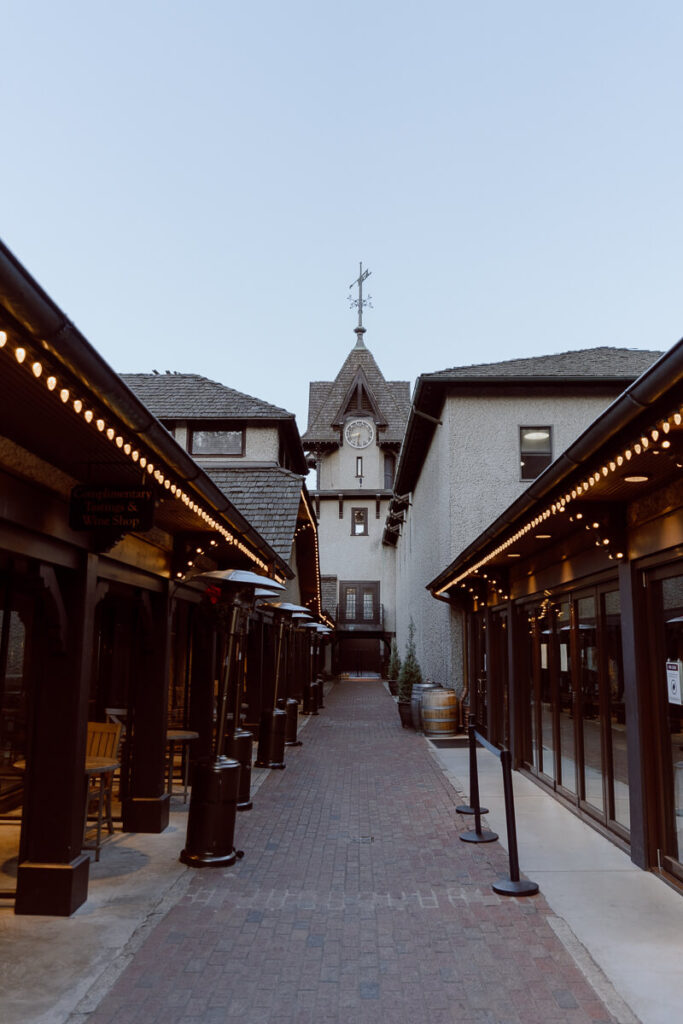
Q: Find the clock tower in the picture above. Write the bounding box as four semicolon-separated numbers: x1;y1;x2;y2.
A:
302;267;410;675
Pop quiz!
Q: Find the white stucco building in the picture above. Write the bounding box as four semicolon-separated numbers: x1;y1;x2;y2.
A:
385;348;663;690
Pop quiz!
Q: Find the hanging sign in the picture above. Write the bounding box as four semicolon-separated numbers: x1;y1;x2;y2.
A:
69;485;154;532
666;661;683;706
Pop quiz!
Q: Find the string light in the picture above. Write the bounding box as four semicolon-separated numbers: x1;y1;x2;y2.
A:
0;330;274;575
435;405;682;596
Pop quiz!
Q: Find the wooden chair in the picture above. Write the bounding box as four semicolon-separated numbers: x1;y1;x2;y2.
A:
83;721;122;860
86;721;121;759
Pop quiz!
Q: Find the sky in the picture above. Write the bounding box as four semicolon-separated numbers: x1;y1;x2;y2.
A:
2;2;683;434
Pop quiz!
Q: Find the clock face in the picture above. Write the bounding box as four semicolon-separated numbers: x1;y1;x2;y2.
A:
344;418;375;449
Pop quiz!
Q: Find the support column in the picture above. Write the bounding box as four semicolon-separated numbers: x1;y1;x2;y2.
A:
16;555;98;916
619;560;649;869
122;587;171;833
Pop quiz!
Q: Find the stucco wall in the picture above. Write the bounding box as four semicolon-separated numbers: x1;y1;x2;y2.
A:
244;426;279;462
317;495;394;627
394;390;622;692
167;422;279;463
319;432;385;490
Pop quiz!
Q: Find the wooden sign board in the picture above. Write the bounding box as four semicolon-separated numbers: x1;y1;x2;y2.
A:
70;485;154;532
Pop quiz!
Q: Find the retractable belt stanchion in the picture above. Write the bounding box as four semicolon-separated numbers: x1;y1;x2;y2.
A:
492;750;539;896
459;718;498;845
456;719;540;896
456;714;489;816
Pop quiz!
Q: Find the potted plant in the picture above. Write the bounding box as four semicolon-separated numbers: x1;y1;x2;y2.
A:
397;620;423;728
386;638;401;697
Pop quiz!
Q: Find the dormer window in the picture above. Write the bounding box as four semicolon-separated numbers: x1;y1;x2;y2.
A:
190;426;244;456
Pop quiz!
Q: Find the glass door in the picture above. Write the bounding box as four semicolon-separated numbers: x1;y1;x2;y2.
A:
648;568;683;878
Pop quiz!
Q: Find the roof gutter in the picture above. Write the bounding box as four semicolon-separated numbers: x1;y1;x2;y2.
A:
427;338;683;594
0;238;293;579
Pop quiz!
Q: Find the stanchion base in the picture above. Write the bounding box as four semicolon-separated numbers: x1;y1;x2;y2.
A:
285;740;303;747
269;761;286;770
179;848;237;868
456;804;489;816
460;829;498;844
492;877;539;897
236;800;253;812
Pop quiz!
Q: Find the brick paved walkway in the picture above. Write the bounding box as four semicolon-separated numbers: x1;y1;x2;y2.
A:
85;681;616;1024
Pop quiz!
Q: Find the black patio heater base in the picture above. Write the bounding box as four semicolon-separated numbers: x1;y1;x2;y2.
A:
225;727;254;811
254;708;287;769
179;755;241;868
278;697;302;747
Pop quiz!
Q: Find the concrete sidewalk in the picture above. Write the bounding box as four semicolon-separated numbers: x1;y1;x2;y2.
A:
428;739;683;1024
0;680;679;1023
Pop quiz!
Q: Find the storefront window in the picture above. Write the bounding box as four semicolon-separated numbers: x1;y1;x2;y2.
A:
539;603;554;779
556;600;577;794
604;590;629;830
577;595;602;811
662;575;683;862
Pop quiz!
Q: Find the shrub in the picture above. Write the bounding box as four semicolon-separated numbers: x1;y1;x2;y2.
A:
387;638;401;680
397;619;423;702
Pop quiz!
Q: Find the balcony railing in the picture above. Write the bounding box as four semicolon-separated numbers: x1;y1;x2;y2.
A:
335;603;384;629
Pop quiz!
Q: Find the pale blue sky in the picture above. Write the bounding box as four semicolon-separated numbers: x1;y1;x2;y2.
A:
2;2;682;432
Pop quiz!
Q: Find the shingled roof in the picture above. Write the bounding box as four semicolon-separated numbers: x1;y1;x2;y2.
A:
121;373;293;419
391;345;665;508
429;347;663;381
303;343;410;446
204;466;304;562
122;372;309;475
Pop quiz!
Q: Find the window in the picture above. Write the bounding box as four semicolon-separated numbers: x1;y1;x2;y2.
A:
340;581;380;623
190;428;244;456
520;427;552;481
351;508;368;536
355;456;363;478
363;592;374;620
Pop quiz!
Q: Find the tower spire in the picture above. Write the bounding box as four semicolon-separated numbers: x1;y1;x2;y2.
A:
348;262;372;348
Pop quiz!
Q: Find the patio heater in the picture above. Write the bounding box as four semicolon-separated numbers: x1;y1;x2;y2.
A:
180;569;284;867
255;602;311;767
301;620;321;715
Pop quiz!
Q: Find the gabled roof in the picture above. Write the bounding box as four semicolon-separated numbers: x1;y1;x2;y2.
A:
204;466;304;562
303;343;410;446
122;372;308;475
427;340;683;596
392;346;664;503
121;373;293;419
430;347;663;381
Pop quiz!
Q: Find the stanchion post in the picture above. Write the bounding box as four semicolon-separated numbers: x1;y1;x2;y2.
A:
456;714;489;816
459;718;497;844
491;749;539;896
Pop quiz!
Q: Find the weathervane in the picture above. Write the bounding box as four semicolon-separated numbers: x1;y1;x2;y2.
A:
348;263;372;344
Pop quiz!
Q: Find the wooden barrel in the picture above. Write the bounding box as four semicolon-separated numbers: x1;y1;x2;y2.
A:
410;683;438;730
421;688;459;737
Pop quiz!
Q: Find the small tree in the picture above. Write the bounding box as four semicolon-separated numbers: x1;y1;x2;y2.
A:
387;638;401;681
397;619;423;702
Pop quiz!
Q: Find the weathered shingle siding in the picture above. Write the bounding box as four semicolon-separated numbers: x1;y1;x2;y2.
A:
205;466;303;562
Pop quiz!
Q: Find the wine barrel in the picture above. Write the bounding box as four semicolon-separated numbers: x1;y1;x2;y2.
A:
421;688;459;737
410;683;438;730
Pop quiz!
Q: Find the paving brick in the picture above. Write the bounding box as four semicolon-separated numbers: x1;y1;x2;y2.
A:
83;681;619;1024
